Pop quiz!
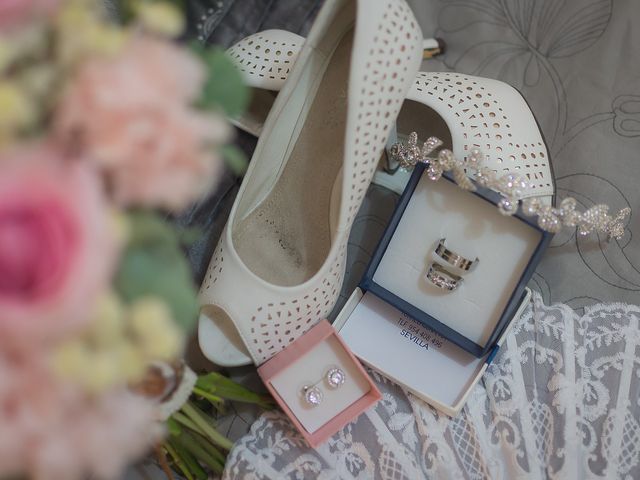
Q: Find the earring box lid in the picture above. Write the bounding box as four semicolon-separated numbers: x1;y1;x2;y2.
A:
257;320;381;448
360;162;553;357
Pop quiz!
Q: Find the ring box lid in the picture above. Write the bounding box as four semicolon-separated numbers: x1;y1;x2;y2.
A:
360;162;553;357
333;287;532;416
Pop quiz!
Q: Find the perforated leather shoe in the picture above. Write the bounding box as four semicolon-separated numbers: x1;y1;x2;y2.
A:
198;0;424;366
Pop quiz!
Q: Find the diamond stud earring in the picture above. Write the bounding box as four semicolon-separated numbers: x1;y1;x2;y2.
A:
326;367;346;389
300;366;346;406
302;385;324;407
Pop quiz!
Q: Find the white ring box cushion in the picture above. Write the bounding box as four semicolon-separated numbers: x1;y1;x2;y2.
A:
374;171;540;348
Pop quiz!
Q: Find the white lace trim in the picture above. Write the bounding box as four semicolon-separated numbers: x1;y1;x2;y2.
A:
223;293;640;479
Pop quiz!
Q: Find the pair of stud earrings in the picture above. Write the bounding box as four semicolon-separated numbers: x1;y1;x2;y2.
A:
301;367;346;407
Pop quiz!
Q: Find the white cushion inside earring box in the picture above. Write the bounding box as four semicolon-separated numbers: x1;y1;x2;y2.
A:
333;287;531;416
370;169;547;352
269;335;371;433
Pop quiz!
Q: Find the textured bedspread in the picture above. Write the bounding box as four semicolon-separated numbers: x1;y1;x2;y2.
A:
171;0;640;478
182;0;639;310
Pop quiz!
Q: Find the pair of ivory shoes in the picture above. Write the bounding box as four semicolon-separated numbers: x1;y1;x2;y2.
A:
199;0;555;367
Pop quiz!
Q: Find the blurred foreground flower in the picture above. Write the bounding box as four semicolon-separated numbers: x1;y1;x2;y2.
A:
53;294;184;393
0;351;162;480
0;81;38;145
0;0;250;476
0;146;117;349
134;1;184;36
55;36;231;211
0;0;59;30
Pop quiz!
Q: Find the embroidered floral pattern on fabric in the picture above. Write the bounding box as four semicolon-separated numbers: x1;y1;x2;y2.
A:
223;294;640;479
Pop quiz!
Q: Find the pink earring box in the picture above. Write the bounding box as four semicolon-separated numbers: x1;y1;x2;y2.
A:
257;319;381;448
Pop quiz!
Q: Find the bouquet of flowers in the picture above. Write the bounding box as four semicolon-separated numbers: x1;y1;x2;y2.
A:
0;0;258;478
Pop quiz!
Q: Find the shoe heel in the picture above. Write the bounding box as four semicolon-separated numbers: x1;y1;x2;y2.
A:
422;37;446;59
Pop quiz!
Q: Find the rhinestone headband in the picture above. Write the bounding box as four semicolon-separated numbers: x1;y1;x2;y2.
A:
389;133;630;241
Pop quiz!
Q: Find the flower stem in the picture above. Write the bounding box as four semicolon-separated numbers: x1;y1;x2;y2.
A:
182;401;234;451
196;372;274;409
177;431;225;475
169;439;207;480
190;430;226;465
163;442;194;480
193;386;224;405
172;411;206;436
154;445;175;480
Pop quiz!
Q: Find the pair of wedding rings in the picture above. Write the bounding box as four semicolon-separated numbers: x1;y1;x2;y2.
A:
425;238;478;291
300;367;346;407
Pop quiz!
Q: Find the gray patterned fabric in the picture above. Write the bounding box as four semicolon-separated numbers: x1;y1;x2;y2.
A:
407;0;640;310
179;0;640;315
224;295;640;479
186;0;322;47
163;0;639;477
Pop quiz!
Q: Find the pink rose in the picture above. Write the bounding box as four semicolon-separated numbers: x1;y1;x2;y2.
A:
0;0;59;30
0;145;116;349
55;37;231;211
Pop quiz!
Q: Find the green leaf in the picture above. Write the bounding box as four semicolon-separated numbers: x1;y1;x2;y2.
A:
196;372;273;408
176;431;225;475
114;211;199;331
221;144;248;176
177;226;203;247
167;417;182;436
182;402;234;451
163;442;194;480
192;45;250;118
188;431;226;465
125;211;178;246
170;439;207;480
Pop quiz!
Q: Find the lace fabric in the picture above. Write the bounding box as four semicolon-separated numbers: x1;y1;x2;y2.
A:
223;293;640;479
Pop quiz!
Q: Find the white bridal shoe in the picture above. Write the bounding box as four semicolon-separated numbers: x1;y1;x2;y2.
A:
198;0;424;366
227;29;555;203
226;30;444;137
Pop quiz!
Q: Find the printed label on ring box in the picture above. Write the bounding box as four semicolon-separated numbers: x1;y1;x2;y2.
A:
398;317;446;351
339;292;486;407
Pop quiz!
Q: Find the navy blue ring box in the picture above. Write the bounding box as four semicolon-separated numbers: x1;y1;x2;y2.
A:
359;162;553;358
